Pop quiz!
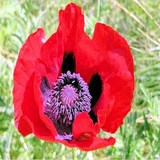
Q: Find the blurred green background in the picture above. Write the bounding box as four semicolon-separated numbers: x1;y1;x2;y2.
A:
0;0;160;159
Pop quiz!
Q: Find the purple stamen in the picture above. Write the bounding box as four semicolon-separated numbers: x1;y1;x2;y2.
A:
41;71;91;140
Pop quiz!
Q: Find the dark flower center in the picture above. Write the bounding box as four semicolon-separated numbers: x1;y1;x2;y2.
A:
42;71;91;140
40;53;103;140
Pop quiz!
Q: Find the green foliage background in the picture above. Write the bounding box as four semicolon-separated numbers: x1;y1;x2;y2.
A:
0;0;160;159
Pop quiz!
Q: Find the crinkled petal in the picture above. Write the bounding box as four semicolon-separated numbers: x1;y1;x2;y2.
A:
101;71;134;133
53;112;115;151
79;137;115;151
57;136;115;151
40;31;63;83
94;83;111;127
13;28;45;135
33;62;58;140
92;23;134;77
20;72;56;140
72;112;100;139
58;3;98;82
75;33;98;83
92;23;134;133
58;3;84;52
13;29;58;140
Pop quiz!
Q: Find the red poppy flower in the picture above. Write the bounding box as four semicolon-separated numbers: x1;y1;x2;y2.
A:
13;3;134;151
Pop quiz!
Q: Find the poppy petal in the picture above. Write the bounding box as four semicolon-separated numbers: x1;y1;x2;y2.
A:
58;3;84;52
57;136;115;151
75;33;98;83
58;3;98;82
92;23;134;133
54;112;115;151
92;23;134;77
13;28;45;135
20;72;56;140
79;136;115;151
72;112;100;139
40;32;64;83
34;63;58;140
102;71;134;133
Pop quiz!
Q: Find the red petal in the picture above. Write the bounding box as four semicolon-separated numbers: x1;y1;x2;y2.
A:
40;32;63;83
92;23;134;133
13;29;58;141
75;33;99;83
102;72;134;133
58;3;98;82
64;112;115;151
13;28;45;135
94;83;111;127
72;112;100;139
18;116;32;136
56;135;115;151
20;72;56;140
79;137;115;151
92;23;134;78
33;63;58;140
53;112;115;151
58;3;84;52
